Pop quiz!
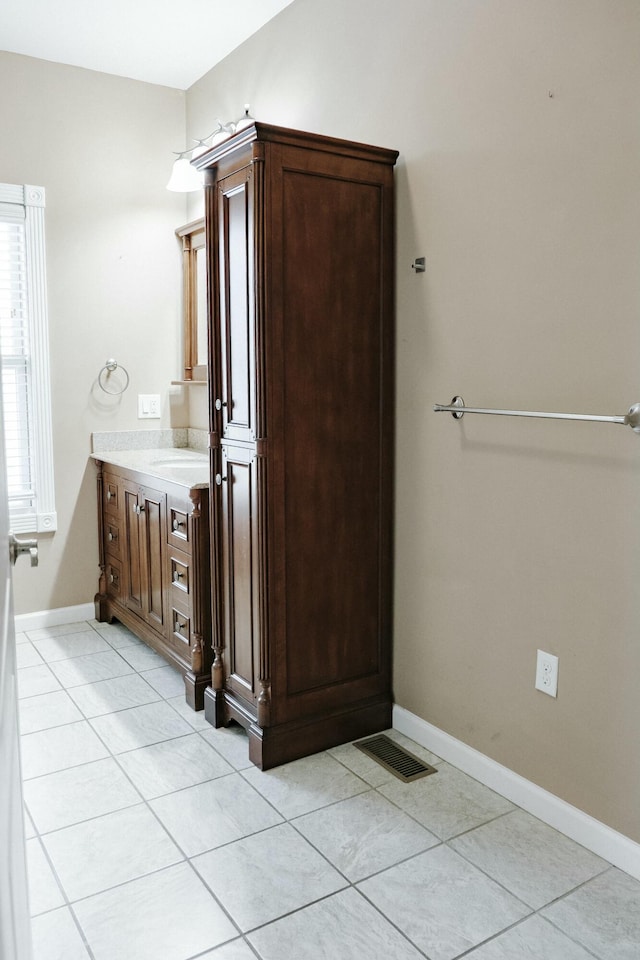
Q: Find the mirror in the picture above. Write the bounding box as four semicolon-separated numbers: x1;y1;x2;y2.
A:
175;217;207;382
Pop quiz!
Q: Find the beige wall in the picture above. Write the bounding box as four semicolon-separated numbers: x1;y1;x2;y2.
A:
3;0;638;843
0;53;189;615
186;0;640;840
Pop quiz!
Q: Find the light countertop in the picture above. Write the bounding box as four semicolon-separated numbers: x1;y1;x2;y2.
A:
91;447;209;489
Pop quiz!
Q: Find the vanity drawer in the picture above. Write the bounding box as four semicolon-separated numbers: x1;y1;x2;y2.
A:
104;519;121;560
169;550;191;599
103;474;122;518
167;495;192;553
170;605;192;652
105;558;121;598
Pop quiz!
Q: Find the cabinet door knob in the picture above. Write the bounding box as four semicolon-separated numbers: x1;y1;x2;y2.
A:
173;570;185;582
215;398;227;411
172;517;185;531
215;474;227;485
107;530;117;542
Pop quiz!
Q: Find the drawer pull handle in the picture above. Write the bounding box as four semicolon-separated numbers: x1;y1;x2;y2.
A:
107;530;117;542
173;570;185;582
172;517;186;531
109;572;119;586
175;619;187;635
106;490;113;501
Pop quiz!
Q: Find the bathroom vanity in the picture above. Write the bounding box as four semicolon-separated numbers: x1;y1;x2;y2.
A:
93;448;211;709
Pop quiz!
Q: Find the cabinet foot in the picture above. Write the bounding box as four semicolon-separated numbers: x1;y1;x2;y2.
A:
94;592;113;624
203;686;228;727
184;672;210;711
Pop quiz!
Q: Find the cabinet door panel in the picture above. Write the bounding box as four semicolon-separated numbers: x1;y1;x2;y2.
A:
217;167;257;443
219;444;262;709
122;482;167;635
123;486;144;616
141;489;166;633
276;167;386;695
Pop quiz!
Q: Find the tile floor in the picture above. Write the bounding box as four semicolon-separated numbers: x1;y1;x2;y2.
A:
16;619;640;960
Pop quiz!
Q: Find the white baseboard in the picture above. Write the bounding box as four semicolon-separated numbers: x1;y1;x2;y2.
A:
14;602;95;633
393;704;640;882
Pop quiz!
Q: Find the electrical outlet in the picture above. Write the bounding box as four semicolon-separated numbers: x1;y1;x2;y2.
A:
535;649;558;698
137;394;161;419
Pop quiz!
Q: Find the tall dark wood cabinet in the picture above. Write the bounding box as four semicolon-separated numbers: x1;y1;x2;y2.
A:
195;124;398;769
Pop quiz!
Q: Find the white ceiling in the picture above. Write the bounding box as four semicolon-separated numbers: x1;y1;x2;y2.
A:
0;0;295;89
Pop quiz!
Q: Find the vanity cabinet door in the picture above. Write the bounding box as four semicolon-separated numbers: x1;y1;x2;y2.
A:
123;485;144;617
122;480;167;636
141;486;167;634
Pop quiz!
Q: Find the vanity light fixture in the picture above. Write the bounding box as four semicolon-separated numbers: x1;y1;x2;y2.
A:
234;104;255;131
166;150;203;192
166;106;255;192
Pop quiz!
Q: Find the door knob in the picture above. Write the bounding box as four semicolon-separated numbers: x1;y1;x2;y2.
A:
8;534;38;567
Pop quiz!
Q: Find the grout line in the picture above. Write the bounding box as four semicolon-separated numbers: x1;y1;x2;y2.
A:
541;892;610;960
352;884;434;960
28;836;99;960
20;621;630;960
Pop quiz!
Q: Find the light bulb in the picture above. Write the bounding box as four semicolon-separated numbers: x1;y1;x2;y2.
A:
166;156;203;192
235;104;255;131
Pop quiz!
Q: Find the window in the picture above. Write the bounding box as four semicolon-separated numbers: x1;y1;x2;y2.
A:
0;183;56;534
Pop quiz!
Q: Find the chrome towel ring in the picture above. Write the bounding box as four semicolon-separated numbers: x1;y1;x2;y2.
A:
98;359;130;395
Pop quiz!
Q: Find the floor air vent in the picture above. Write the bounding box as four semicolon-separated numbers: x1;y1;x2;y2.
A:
354;734;437;783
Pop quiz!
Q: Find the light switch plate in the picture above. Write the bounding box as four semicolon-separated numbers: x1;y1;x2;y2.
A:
137;394;161;419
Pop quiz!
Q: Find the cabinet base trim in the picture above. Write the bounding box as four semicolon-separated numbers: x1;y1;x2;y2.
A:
205;688;392;770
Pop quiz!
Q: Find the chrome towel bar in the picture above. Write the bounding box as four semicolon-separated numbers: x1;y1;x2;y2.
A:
433;397;640;434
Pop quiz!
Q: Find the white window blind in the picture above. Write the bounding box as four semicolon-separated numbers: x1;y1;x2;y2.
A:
0;184;56;534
